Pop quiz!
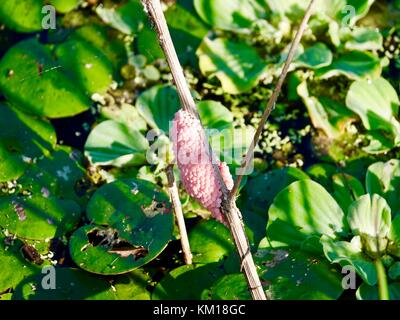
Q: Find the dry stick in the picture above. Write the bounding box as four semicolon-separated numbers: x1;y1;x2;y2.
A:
166;165;193;265
141;0;267;300
230;0;318;197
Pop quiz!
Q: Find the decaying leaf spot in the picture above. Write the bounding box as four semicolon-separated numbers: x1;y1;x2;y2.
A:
84;228;149;260
141;196;171;218
12;200;26;221
21;243;43;265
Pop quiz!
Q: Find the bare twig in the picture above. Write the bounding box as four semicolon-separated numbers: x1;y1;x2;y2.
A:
141;0;267;300
166;165;192;265
230;0;318;197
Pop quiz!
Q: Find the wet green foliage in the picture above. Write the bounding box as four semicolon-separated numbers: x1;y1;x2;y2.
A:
0;0;399;300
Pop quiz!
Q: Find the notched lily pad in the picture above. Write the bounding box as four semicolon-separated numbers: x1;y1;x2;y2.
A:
69;179;174;275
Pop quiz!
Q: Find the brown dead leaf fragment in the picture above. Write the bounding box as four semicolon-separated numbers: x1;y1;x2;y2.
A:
108;244;149;260
21;244;43;265
86;228;149;260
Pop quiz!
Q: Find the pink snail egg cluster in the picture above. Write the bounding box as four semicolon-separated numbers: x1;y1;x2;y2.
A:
170;109;234;223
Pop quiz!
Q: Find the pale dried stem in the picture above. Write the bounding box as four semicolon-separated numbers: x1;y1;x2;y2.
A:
166;165;193;265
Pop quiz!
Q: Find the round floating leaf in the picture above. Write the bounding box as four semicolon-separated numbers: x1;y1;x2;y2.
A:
366;159;400;217
84;120;149;167
189;219;235;264
0;0;43;32
316;51;382;80
322;235;377;285
13;268;117;300
267;180;348;248
346;77;400;142
0;236;39;293
205;273;251;300
197;100;233;130
136;85;180;133
0;195;81;240
55;38;113;95
0;103;56;158
0;140;26;182
69;179;174;275
255;247;343;300
152;263;225;300
244;167;309;216
113;270;151;300
18;147;85;202
197;37;268;94
194;0;263;30
72;24;127;71
0;38;90;118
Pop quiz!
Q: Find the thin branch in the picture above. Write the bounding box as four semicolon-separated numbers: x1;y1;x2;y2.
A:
166;165;193;265
141;0;267;300
230;0;318;197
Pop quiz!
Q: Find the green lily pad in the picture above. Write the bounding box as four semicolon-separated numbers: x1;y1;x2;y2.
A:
0;0;43;32
189;219;235;264
267;180;348;248
18;147;86;202
366;159;400;217
152;263;225;300
204;273;252;300
136;85;180;133
0;194;81;240
255;247;343;300
0;235;40;293
113;269;151;300
0;38;90;118
84;120;149;167
69;179;174;275
316;51;382;80
0;103;56;158
55;38;113;95
72;24;127;71
13;268;117;300
0;140;26;183
197;37;268;94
